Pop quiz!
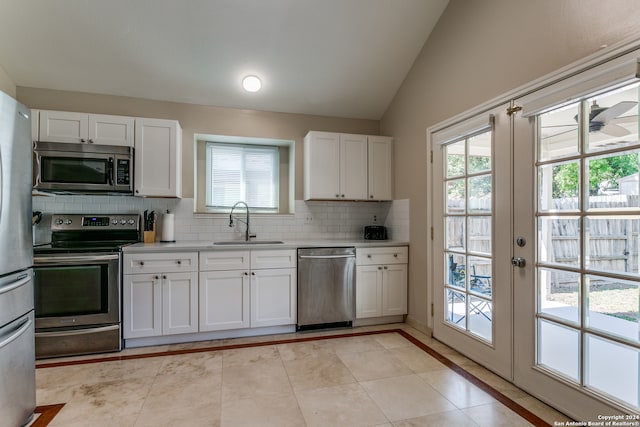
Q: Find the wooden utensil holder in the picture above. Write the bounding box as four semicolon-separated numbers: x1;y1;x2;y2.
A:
143;229;156;243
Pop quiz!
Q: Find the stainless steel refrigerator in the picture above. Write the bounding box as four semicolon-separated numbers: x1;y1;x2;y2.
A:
0;90;36;427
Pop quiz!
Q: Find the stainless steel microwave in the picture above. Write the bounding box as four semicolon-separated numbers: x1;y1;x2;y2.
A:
33;141;133;194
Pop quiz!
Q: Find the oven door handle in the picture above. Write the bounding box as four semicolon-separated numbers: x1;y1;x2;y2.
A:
34;254;120;264
35;324;119;338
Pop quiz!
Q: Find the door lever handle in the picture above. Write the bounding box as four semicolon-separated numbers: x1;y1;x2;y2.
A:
511;257;526;268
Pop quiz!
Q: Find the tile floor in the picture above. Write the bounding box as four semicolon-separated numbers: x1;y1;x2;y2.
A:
33;324;568;426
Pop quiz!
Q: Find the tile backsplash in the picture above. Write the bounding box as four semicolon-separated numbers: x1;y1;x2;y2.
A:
33;196;410;244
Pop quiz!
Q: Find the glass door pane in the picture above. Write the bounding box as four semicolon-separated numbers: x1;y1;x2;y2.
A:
443;130;493;341
535;81;640;411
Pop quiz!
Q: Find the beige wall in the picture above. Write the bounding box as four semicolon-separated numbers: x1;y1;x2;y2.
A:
380;0;640;329
17;87;379;200
0;64;16;98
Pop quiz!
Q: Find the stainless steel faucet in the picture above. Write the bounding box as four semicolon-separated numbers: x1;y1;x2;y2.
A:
229;201;254;241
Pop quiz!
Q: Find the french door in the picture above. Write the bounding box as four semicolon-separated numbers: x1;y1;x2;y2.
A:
432;102;513;379
513;77;640;418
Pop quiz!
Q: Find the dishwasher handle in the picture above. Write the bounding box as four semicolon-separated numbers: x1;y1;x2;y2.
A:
298;254;355;259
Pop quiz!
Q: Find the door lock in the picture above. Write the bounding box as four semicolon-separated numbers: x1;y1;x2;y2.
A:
511;257;526;268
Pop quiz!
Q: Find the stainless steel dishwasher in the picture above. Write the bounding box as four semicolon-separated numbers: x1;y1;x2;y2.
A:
297;247;356;330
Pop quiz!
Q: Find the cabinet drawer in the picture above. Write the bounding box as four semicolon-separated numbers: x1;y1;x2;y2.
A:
200;250;250;271
123;252;198;274
356;246;408;265
251;249;296;269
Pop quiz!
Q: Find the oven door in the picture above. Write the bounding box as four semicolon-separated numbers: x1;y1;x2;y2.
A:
33;253;120;329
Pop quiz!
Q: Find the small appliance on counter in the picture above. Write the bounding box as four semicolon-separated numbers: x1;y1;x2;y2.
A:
363;225;387;240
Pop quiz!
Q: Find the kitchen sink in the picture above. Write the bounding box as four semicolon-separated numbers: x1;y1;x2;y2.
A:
213;240;284;245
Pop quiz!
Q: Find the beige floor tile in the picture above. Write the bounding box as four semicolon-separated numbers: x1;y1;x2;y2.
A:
222;359;293;402
296;382;388;427
338;348;413;381
283;351;356;391
361;374;457;421
47;377;154;427
277;339;336;361
373;332;413;349
461;402;535;427
388;346;447;374
464;365;531;400
157;350;223;377
221;394;305;427
222;344;281;368
327;335;386;354
419;369;495;409
514;395;569;425
392;409;480;427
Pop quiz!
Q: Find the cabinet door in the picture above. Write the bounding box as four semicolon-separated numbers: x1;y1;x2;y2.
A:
162;272;199;335
382;264;408;316
304;131;340;200
368;136;393;201
89;114;135;147
355;265;382;318
39;110;88;144
339;134;368;200
199;270;250;331
134;118;182;197
123;274;162;338
250;268;296;327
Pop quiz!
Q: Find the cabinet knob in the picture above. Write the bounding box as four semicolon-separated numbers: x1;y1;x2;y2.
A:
335;194;340;198
88;139;94;143
139;261;144;266
154;275;159;280
177;260;182;265
80;138;86;143
244;272;248;276
370;195;374;199
341;194;345;198
163;275;167;279
378;266;382;270
393;254;398;258
251;272;256;276
367;254;372;258
383;266;388;270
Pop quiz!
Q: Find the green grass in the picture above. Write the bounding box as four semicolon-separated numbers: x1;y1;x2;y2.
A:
549;287;638;322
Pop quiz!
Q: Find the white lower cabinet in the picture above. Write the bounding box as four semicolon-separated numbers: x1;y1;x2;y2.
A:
199;269;250;331
199;249;296;332
251;268;296;327
356;247;408;319
123;252;198;339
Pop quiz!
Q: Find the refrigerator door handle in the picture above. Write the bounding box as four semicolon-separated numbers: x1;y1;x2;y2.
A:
0;316;32;351
0;274;31;296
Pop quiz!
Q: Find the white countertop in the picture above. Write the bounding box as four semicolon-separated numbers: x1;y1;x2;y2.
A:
122;239;409;253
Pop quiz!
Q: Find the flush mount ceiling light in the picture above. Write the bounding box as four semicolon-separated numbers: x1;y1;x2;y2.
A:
242;75;261;92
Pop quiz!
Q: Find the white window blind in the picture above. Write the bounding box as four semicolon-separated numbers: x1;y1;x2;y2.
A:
205;143;279;210
433;113;494;146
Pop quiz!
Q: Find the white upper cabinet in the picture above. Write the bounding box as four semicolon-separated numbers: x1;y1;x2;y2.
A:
368;136;393;201
304;131;392;201
304;131;367;200
134;118;182;198
38;110;134;146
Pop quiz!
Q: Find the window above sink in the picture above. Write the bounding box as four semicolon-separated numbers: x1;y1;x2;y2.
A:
194;134;295;215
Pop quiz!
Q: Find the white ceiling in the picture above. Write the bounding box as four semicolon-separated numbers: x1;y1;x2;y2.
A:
0;0;448;120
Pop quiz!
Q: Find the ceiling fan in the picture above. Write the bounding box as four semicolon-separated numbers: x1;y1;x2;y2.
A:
582;100;638;137
542;100;638;139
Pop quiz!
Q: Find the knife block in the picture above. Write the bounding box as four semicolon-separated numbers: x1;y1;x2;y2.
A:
143;229;156;243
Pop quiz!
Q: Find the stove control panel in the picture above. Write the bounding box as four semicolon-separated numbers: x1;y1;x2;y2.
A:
51;214;140;231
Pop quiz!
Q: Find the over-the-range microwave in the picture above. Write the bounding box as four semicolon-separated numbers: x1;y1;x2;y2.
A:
33;141;133;194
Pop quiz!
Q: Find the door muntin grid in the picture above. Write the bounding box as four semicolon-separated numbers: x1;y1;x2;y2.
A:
444;130;493;342
535;81;640;410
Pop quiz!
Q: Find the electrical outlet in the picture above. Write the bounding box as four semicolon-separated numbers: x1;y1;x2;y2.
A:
304;215;313;224
372;214;377;223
